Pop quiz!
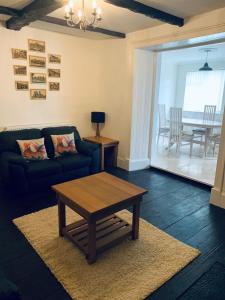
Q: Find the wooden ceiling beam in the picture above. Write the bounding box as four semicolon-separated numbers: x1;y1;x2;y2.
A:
104;0;184;27
6;0;67;31
0;6;21;17
41;16;126;38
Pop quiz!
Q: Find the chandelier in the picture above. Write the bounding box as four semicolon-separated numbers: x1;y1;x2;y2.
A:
64;0;102;31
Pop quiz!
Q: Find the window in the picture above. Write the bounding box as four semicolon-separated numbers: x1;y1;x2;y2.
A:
183;70;225;112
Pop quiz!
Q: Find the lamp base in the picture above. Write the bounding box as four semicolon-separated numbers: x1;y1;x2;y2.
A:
96;123;100;137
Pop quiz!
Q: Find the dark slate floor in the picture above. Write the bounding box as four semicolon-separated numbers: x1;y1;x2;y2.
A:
1;167;225;300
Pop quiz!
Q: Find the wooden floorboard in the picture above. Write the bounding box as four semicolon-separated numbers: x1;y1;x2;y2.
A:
1;167;225;300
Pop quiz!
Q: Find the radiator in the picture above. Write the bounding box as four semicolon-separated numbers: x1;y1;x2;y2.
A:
4;122;75;131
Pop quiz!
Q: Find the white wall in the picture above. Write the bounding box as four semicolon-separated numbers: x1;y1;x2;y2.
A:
96;39;129;165
0;25;102;137
129;49;154;170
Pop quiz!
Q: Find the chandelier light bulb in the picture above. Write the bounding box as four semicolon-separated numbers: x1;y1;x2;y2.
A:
97;7;102;16
78;9;83;18
65;4;70;13
69;0;74;9
92;1;97;9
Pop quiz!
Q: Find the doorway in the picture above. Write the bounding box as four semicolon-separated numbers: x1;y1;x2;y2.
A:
150;43;225;185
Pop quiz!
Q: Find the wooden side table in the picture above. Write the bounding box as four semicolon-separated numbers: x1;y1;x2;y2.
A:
83;136;119;170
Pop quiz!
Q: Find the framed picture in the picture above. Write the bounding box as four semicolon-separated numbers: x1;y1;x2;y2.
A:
29;55;46;68
30;89;46;100
15;81;29;90
13;65;27;76
48;68;60;78
49;82;60;91
28;39;45;53
12;48;27;60
30;72;46;84
48;54;61;64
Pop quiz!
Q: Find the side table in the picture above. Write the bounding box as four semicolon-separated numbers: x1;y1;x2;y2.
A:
83;136;119;170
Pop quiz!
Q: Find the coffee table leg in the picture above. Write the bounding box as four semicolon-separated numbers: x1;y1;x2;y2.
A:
58;198;66;237
87;218;97;264
132;200;140;240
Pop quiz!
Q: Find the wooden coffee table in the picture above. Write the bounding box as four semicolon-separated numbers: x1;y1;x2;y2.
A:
52;172;147;264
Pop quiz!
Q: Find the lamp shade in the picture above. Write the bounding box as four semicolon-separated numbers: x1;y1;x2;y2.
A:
91;112;105;123
199;62;213;71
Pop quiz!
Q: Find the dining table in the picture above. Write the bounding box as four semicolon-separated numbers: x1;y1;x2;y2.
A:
182;118;222;153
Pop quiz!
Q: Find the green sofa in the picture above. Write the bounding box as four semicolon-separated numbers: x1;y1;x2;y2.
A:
0;126;100;194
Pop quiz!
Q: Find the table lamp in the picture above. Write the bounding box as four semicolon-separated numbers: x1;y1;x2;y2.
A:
91;112;105;137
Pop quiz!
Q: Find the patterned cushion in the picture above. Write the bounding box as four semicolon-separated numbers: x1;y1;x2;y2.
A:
17;138;48;161
41;126;81;158
51;133;77;157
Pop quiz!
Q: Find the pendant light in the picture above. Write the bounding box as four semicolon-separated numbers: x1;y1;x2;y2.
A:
199;49;213;71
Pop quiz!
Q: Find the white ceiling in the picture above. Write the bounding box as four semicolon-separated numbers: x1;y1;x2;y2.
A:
0;0;32;9
138;0;225;18
161;42;225;65
1;0;225;38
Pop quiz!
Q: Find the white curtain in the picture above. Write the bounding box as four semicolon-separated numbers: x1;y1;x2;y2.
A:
183;70;225;112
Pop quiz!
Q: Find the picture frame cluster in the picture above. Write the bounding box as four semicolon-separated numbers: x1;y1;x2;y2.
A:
12;39;61;100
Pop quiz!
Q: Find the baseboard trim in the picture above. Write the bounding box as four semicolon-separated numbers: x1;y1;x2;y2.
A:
117;157;129;170
128;159;150;171
117;157;150;171
210;188;225;209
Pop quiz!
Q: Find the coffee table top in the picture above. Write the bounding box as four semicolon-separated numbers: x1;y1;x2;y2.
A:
52;172;147;215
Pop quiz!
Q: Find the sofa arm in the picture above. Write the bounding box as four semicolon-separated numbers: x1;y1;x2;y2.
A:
76;140;100;173
0;267;21;300
1;152;28;166
76;140;99;155
0;152;29;193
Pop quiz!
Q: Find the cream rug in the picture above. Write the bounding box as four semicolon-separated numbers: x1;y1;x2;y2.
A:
13;206;200;300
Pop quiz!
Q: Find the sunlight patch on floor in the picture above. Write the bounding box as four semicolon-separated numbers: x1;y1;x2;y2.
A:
151;138;218;186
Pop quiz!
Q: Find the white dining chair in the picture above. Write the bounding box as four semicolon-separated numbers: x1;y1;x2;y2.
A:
157;104;170;145
193;105;216;135
208;126;221;156
192;105;217;155
168;107;193;155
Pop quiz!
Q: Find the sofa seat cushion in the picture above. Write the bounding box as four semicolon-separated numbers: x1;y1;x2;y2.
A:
56;153;91;172
26;159;62;180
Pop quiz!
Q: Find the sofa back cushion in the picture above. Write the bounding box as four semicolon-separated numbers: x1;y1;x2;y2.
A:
41;126;81;158
0;129;42;154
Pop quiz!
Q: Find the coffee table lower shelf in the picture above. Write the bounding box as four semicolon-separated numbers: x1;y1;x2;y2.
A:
62;214;132;257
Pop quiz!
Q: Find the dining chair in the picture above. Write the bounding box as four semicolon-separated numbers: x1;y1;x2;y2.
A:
192;105;217;155
193;105;216;135
168;107;193;155
208;127;221;156
157;104;170;145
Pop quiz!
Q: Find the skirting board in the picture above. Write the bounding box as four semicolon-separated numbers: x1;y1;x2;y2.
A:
117;157;129;170
210;188;225;209
117;157;150;171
